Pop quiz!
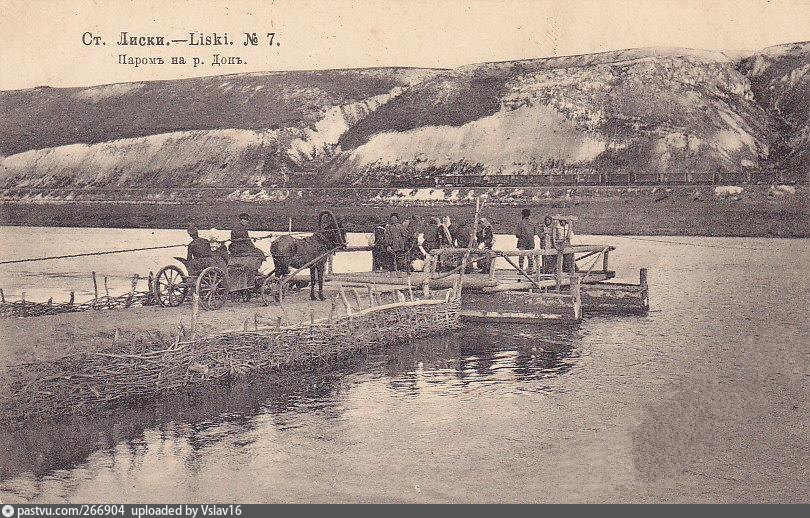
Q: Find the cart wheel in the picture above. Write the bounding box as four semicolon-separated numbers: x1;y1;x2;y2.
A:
196;266;228;310
260;277;284;305
153;265;188;307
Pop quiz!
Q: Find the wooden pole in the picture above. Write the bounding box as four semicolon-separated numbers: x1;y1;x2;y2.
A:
571;274;582;321
352;288;363;308
367;284;375;306
603;250;610;272
535;250;542;286
0;288;4;303
276;316;282;331
126;274;139;307
556;249;564;293
456;196;483;299
329;296;337;320
501;254;541;289
104;276;111;307
640;268;648;287
407;275;414;301
338;284;352;315
68;291;74;305
190;290;200;339
91;271;99;305
422;255;431;298
21;291;25;303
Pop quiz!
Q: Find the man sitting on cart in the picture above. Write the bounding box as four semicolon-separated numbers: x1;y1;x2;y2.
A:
228;213;265;260
186;226;224;275
228;212;267;282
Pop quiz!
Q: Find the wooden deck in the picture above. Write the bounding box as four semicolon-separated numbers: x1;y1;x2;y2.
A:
327;269;614;292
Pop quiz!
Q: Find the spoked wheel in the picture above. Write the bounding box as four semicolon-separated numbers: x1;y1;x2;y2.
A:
260;276;285;305
153;265;188;307
196;266;228;310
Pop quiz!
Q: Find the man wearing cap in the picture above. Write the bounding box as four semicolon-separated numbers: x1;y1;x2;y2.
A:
228;213;264;259
515;208;537;274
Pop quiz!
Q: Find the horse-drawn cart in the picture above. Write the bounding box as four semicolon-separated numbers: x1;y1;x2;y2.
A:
152;252;280;310
152;210;346;310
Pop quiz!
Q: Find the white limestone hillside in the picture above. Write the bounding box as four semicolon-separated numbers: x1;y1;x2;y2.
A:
334;47;778;184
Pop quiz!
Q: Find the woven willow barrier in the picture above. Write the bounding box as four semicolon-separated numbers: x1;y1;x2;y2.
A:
0;291;154;318
0;291;461;423
1;272;155;318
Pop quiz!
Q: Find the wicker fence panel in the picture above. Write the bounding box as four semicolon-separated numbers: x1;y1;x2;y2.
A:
0;294;461;423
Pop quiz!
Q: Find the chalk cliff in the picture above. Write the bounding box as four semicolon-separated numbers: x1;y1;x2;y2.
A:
1;44;806;188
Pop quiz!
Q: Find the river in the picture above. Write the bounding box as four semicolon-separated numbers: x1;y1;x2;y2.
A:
0;227;807;503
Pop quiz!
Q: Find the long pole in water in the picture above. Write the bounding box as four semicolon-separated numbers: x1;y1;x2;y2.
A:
457;196;482;298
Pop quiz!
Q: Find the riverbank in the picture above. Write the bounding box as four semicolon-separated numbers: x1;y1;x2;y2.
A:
1;184;807;237
0;291;333;368
1;284;459;424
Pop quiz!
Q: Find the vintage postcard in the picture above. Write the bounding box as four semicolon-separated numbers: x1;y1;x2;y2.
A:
0;0;807;507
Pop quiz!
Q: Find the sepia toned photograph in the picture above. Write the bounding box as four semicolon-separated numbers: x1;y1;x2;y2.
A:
0;0;807;506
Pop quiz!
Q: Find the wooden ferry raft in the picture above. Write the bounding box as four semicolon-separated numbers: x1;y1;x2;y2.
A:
328;243;649;324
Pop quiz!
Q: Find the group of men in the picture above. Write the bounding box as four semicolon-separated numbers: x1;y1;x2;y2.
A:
185;208;572;277
371;213;424;272
372;212;496;273
514;208;574;274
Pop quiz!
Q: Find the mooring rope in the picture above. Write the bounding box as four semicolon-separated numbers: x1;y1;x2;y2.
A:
0;229;332;265
0;243;190;265
1;228;775;265
615;235;778;251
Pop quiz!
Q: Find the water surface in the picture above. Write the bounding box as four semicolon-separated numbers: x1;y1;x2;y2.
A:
0;227;807;503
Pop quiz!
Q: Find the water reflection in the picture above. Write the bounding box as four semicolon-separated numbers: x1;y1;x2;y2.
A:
387;324;580;397
0;322;578;492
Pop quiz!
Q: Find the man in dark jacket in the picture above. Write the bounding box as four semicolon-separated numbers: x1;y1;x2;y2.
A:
371;225;388;271
422;217;443;254
186;226;216;274
228;213;264;259
514;208;537;274
477;217;495;273
405;215;425;262
385;213;408;271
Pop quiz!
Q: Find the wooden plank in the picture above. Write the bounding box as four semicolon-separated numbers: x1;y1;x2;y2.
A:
463;290;580;324
580;281;650;314
430;245;615;257
460;310;576;324
555;250;563;292
501;254;541;289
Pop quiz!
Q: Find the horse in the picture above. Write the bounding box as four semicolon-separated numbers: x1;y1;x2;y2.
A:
270;210;347;301
450;220;477;248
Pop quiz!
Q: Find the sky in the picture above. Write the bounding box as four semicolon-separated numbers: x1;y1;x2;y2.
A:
0;0;808;90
